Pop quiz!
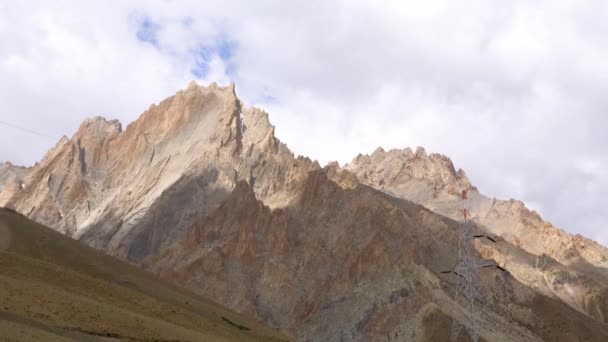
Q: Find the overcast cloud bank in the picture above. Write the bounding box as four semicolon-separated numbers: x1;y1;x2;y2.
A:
1;0;607;245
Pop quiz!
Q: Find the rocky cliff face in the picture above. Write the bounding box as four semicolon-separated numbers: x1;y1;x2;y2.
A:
1;82;607;341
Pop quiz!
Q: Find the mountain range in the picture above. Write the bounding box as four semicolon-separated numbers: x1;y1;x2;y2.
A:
1;81;607;341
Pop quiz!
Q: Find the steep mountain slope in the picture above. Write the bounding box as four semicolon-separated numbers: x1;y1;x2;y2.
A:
0;207;289;341
1;81;607;341
148;172;608;341
343;147;608;324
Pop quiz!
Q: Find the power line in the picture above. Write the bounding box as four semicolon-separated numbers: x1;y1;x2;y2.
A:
0;119;60;140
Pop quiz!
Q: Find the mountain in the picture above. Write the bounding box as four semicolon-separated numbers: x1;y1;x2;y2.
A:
0;82;316;257
343;147;608;323
1;81;607;341
0;207;289;341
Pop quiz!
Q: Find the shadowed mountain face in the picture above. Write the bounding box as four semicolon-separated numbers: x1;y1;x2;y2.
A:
0;208;289;341
1;82;607;341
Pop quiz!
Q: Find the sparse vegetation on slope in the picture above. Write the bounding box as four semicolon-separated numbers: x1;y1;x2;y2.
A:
0;208;290;341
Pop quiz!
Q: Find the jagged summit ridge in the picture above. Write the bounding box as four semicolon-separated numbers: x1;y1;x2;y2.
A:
345;145;473;196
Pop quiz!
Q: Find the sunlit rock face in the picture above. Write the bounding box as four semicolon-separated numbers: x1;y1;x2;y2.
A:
2;81;607;341
0;82;317;255
0;162;30;205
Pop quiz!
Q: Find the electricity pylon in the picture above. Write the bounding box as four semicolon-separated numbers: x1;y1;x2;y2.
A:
441;190;505;342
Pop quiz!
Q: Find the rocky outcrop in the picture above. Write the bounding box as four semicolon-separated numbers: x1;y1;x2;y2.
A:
1;81;607;341
0;162;30;204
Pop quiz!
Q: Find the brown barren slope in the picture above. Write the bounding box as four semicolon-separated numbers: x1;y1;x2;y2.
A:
0;207;290;342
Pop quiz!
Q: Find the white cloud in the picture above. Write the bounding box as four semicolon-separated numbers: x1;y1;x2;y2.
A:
1;0;607;246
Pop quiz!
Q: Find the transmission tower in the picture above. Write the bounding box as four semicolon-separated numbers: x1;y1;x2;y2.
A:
441;190;506;342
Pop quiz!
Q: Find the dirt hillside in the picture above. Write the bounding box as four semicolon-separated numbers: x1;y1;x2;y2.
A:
0;207;290;342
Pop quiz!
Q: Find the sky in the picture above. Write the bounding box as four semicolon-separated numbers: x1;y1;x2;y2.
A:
1;1;607;246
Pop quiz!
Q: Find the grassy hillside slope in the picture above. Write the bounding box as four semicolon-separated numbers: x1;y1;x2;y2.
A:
0;207;290;342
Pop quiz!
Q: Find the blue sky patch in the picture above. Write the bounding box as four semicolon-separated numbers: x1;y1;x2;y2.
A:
191;44;214;78
190;36;237;78
136;17;161;47
131;14;237;80
216;37;236;60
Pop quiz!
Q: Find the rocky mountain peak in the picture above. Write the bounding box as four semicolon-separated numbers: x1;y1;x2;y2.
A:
124;81;241;142
345;146;472;194
0;80;317;243
241;107;277;152
414;145;426;157
74;116;122;138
